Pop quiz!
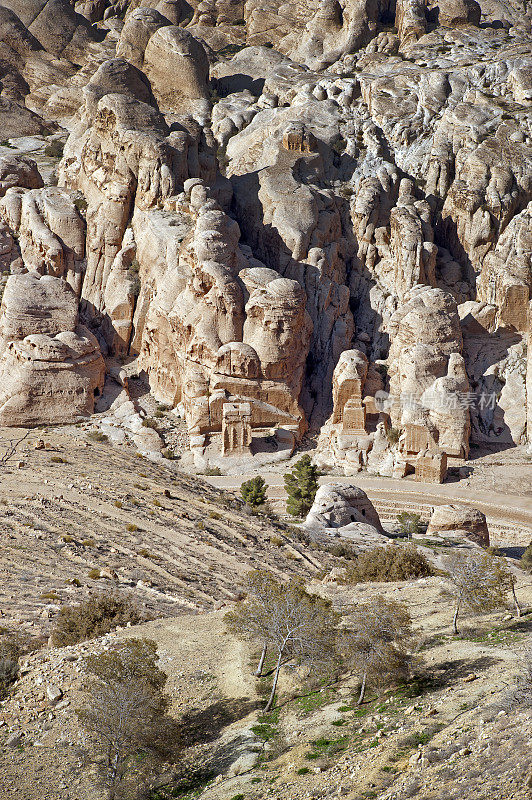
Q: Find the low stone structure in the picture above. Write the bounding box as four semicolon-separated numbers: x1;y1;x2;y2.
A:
221;401;252;455
415;449;448;483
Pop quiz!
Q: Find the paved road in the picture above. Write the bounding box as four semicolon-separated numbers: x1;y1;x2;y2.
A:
205;473;532;541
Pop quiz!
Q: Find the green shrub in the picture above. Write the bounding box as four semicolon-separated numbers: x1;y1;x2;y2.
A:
73;195;88;213
386;427;401;445
50;592;145;646
204;466;223;476
0;632;24;698
241;475;267;507
142;418;158;429
345;545;432;584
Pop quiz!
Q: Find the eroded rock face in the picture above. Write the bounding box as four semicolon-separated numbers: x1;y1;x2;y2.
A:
137;184;312;437
0;0;530;468
0;156;44;197
388;287;471;459
0;274;104;425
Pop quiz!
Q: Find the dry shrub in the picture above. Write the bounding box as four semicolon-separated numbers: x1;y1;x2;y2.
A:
345;545;433;584
0;628;41;698
51;592;146;646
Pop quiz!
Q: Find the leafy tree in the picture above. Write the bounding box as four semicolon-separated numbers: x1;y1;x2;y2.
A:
284;455;320;518
343;596;415;704
226;571;340;711
396;512;422;539
446;551;510;634
77;638;179;800
241;476;267;508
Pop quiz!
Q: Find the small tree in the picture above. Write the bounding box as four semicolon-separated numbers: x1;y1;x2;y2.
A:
284;455;320;518
446;551;509;634
77;638;179;800
241;476;267;508
396;512;422;539
226;571;340;711
343;596;415;704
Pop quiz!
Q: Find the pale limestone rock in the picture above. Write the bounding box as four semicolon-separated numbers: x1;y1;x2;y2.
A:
0;273;104;426
426;504;489;545
304;483;388;546
388;287;471;458
11;188;85;295
0;155;43;197
437;0;481;27
137;192;312;440
142;26;210;117
1;0;100;61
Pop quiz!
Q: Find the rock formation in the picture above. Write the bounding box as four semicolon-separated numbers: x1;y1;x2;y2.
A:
304;483;390;548
0;273;104;425
426;503;490;546
0;0;530;472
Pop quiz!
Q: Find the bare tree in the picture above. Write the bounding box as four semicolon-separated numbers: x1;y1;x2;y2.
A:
446;551;510;634
0;430;31;467
226;571;340;711
77;638;179;800
342;595;415;705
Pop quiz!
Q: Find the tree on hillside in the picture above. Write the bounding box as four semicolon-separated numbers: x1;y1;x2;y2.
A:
284;455;320;518
226;570;340;711
241;476;267;508
77;638;179;800
446;551;510;634
343;596;415;704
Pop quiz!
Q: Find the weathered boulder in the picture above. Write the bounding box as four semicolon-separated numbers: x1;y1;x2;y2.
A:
0;0;101;61
305;483;385;534
437;0;481;27
0;274;105;426
0;156;43;198
426;504;489;545
142;26;210;116
388;287;471;459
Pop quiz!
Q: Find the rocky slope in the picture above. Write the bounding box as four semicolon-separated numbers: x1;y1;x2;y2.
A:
2;561;532;800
